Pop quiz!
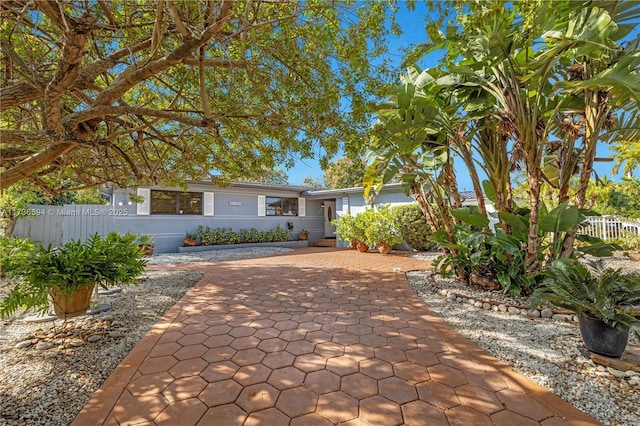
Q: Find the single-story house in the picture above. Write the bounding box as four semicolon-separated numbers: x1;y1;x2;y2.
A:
13;181;485;253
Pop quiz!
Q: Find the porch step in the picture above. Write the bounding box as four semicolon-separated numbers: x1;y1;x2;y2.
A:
313;238;337;247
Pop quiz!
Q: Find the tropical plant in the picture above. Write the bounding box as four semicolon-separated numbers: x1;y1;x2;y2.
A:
531;259;640;338
393;204;436;251
0;232;147;318
431;202;618;296
404;0;640;271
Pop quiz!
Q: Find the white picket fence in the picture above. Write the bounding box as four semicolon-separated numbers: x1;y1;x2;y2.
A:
581;216;640;240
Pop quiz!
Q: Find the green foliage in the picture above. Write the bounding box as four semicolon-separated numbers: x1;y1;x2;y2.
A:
364;205;403;248
431;203;618;296
393;204;435;251
333;207;403;249
323;157;367;189
608;232;640;252
531;259;640;337
587;178;640;219
430;226;534;297
0;232;147;318
1;1;400;192
194;225;289;245
332;214;362;244
135;234;155;248
0;236;36;278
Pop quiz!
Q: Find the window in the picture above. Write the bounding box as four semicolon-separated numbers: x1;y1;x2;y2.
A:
151;190;202;215
266;197;298;216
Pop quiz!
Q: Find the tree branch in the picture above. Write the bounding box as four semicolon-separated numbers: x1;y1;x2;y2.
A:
92;0;234;108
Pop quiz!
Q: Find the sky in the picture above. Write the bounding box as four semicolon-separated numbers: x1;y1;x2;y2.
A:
283;2;624;190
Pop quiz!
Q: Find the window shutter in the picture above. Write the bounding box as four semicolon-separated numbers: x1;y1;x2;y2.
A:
204;192;214;216
257;195;266;216
298;198;306;217
137;188;150;215
342;196;349;214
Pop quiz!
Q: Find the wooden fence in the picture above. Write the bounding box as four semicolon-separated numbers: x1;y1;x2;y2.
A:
12;205;114;247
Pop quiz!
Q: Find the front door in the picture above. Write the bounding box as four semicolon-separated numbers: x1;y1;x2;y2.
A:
324;201;337;237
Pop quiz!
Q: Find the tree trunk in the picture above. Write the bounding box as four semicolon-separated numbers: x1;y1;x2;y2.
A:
526;169;542;273
560;83;605;258
453;131;487;217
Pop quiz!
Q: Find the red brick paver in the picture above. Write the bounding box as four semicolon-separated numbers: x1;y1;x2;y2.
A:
73;248;600;425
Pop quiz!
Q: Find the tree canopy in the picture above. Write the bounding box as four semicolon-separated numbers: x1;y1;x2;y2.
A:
0;0;397;192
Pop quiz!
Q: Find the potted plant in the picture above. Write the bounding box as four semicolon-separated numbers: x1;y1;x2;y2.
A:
364;206;403;254
0;232;147;320
184;232;198;246
531;259;640;358
299;229;309;241
332;213;360;249
352;210;374;252
136;234;155;256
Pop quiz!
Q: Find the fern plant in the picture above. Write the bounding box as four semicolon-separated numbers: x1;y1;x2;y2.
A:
531;259;640;337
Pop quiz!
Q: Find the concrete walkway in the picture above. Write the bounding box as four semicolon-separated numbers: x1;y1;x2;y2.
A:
73;248;599;425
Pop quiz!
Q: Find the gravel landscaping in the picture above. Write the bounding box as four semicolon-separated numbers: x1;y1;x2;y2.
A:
0;247;638;425
0;248;291;426
407;252;640;426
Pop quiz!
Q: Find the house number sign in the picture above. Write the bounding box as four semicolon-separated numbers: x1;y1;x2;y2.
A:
229;201;242;206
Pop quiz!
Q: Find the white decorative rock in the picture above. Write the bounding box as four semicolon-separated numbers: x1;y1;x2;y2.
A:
447;293;456;300
87;335;102;342
35;341;54;350
466;299;475;305
474;301;483;308
491;305;499;312
541;308;554;318
69;339;85;347
482;303;491;310
15;340;33;349
507;306;520;315
527;309;541;318
498;304;507;312
552;314;572;321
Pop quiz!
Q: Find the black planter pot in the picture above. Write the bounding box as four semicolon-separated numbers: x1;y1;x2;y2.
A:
577;315;629;358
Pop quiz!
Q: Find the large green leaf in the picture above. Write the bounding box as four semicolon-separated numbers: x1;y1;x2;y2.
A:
539;202;582;234
451;208;490;228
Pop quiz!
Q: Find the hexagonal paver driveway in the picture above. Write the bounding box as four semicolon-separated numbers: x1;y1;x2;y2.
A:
73;248;599;426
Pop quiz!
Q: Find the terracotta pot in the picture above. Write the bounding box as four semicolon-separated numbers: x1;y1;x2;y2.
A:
299;234;308;241
50;283;95;319
356;242;369;253
184;238;198;247
378;242;392;254
628;252;640;261
139;245;154;256
348;240;357;250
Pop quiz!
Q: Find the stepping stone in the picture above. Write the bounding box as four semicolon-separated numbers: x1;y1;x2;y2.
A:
87;303;112;315
592;345;640;373
22;313;57;323
98;287;122;295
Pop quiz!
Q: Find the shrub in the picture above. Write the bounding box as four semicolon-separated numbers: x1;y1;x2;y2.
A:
193;225;289;245
364;205;403;248
393;204;435;251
